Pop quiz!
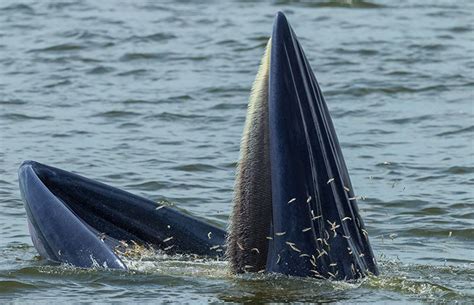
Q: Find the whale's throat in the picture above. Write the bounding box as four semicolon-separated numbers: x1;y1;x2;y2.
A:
226;39;272;273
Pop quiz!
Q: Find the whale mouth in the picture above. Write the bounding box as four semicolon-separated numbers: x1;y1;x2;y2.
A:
226;12;378;280
18;12;377;280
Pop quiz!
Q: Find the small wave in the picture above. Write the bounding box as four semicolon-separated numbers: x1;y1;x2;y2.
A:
342;142;385;148
70;130;91;135
407;43;448;51
385;114;433;125
134;3;174;12
1;113;54;121
375;161;401;168
124;33;176;43
216;39;242;46
385;70;413;76
410;206;447;216
47;2;84;10
234;42;268;52
405;227;474;239
321;59;357;67
170;163;219;173
155;140;183;146
366;129;395;135
57;29;111;40
51;133;71;138
436;125;474;136
146;112;207;121
119;52;170;61
364;259;472;303
87;66;115;75
445;25;473;33
331;85;440;97
441;166;474;175
371;199;430;209
35;56;101;64
0;99;27;105
0;4;35;14
331;109;368;118
365;274;456;302
209;103;246;110
220;274;357;303
0;179;12;186
125;181;169;191
118;122;143;129
172;54;211;62
103;172;138;180
0;280;37;293
116;69;151;77
204;86;249;98
248;35;271;43
92;110;141;118
334;47;379;56
29;43;85;53
121;99;155;105
44;80;72;88
414;174;447;182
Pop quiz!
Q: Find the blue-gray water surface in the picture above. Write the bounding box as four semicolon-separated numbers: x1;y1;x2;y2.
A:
1;0;473;303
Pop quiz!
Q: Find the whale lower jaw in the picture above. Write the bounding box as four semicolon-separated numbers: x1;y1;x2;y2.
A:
226;12;378;280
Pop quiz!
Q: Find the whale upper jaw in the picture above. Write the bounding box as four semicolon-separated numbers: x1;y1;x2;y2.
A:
19;160;227;269
227;12;378;280
19;160;127;269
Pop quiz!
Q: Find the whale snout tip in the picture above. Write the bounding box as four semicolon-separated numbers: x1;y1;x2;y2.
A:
275;11;286;18
20;160;36;168
274;11;289;26
18;160;36;176
18;160;43;176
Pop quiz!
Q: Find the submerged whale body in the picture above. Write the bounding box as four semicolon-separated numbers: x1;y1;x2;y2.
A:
18;12;378;280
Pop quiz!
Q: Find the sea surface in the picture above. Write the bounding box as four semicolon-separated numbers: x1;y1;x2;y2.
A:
0;0;473;303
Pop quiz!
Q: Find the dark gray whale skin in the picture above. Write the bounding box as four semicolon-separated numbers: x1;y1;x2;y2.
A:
18;12;378;280
264;12;378;280
19;160;226;269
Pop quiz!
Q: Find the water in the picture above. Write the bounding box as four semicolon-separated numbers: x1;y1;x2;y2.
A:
1;0;473;303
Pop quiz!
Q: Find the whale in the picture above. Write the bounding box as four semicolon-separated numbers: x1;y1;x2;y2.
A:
18;12;378;280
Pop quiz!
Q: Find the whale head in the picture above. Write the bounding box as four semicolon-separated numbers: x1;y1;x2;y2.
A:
226;12;378;280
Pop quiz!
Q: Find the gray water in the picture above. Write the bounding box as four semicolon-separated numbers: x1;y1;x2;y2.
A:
1;0;473;303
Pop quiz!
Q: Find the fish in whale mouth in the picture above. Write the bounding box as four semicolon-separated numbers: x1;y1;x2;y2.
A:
18;12;378;280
